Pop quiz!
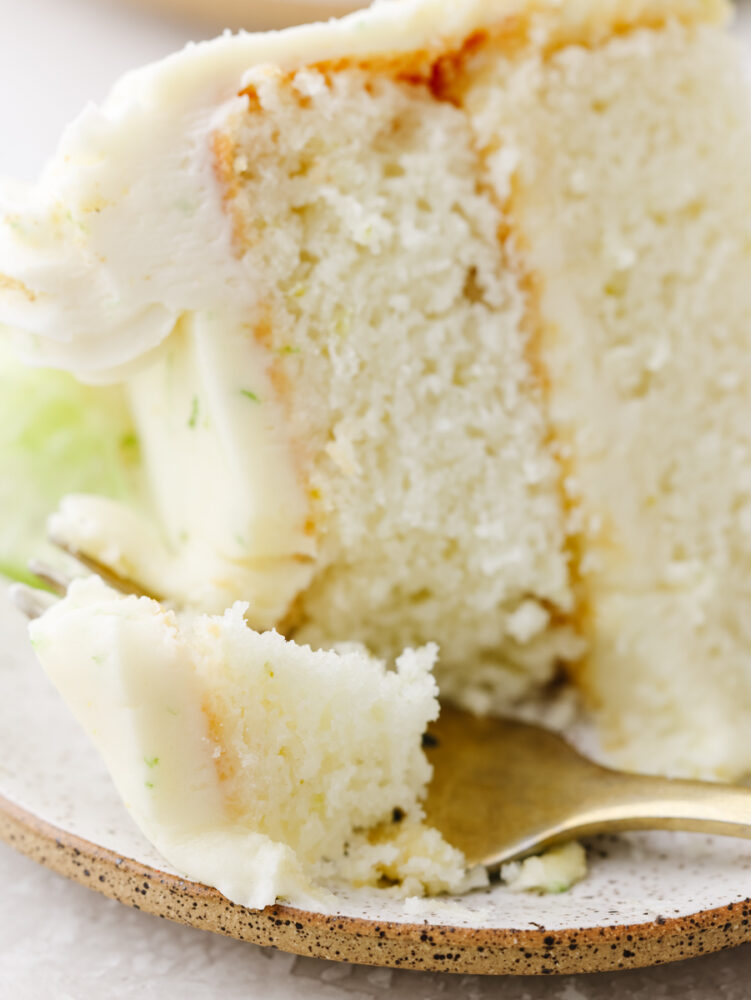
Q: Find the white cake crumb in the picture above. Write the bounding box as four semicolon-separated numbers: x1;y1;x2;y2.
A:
501;842;587;894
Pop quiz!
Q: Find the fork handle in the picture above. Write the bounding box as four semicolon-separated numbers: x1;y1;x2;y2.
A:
572;771;751;842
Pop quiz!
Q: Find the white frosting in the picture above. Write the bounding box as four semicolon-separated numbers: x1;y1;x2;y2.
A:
45;310;316;620
45;309;315;620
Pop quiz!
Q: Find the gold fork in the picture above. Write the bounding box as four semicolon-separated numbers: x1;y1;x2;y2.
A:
423;706;751;868
11;554;751;870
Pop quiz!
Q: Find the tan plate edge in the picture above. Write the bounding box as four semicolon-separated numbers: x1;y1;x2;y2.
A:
1;792;750;976
124;0;365;31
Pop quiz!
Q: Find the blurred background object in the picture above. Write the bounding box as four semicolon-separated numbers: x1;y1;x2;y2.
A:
0;0;195;179
124;0;366;30
0;0;372;181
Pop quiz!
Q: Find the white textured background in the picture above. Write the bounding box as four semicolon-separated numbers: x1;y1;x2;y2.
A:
2;0;751;996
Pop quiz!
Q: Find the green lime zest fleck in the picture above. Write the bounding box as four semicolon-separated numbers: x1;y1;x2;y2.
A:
66;209;90;236
144;756;160;769
333;305;352;337
120;431;139;450
278;345;301;356
172;197;197;216
92;653;105;665
187;396;199;429
145;781;154;790
240;389;261;403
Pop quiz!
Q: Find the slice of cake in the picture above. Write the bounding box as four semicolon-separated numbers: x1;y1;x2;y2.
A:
28;576;484;907
2;0;751;787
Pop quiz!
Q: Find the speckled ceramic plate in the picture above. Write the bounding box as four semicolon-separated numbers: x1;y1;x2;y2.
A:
3;586;751;976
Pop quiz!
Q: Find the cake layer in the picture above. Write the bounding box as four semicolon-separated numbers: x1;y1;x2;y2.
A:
462;21;751;776
216;63;579;707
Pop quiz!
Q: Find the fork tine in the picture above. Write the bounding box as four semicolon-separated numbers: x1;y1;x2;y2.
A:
8;583;58;620
48;534;159;600
27;559;72;597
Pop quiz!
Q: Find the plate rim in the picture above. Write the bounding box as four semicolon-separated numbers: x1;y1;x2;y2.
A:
2;792;750;976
